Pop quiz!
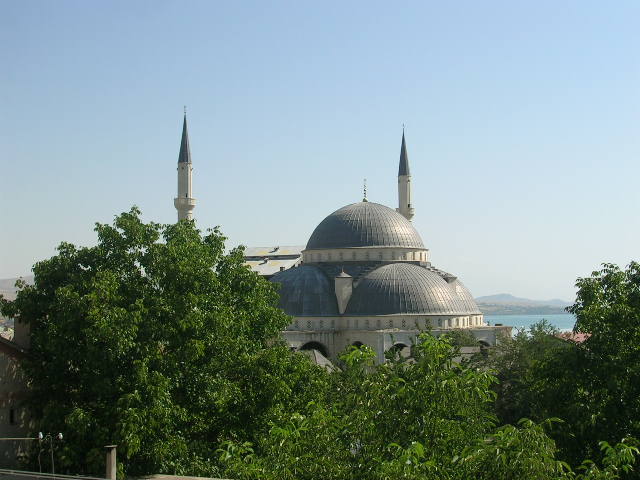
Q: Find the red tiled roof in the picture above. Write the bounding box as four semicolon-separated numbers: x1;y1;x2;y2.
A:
556;331;591;344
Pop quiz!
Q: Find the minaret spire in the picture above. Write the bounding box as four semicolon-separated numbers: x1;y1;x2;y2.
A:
399;128;410;176
174;110;196;221
177;111;191;164
396;127;414;220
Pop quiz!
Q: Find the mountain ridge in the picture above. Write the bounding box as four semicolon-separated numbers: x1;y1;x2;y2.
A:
475;293;570;307
475;293;571;315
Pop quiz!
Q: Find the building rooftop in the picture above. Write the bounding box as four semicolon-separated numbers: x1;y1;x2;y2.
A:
269;265;338;316
306;202;424;250
398;130;410;176
346;263;481;316
245;257;301;277
243;245;304;258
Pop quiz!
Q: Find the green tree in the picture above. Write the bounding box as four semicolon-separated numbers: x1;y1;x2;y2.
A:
218;336;638;480
219;336;554;480
5;214;640;479
1;208;327;476
566;262;640;464
443;328;480;347
476;320;577;426
476;263;640;469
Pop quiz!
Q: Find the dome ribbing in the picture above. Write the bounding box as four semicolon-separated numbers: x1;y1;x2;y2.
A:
270;265;338;316
306;202;424;250
345;263;481;316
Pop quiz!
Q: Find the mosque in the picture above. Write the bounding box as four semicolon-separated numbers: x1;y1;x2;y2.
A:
174;114;511;363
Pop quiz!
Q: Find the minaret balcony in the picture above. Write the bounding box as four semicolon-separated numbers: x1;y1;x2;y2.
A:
174;197;197;209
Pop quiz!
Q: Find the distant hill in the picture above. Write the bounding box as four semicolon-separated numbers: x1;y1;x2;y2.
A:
0;276;34;326
475;293;571;315
0;275;34;302
475;293;569;307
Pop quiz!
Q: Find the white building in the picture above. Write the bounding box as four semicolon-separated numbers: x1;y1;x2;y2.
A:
171;118;510;362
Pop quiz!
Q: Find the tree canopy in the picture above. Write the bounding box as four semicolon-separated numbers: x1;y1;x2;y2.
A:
2;211;639;479
1;208;326;476
476;263;640;471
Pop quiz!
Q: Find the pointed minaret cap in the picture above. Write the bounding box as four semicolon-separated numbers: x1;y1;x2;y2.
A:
178;112;191;164
398;129;410;176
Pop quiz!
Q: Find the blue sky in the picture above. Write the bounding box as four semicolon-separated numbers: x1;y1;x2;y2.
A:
1;0;639;300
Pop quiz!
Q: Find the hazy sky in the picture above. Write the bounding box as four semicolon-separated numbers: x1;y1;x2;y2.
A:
1;1;639;301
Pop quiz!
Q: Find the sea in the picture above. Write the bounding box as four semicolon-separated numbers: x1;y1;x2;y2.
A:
484;313;576;332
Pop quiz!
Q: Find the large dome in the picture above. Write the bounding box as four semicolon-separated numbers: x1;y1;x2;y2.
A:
306;202;424;250
269;265;338;316
345;263;481;316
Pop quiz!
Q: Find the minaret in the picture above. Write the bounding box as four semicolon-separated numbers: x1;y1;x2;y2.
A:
174;111;196;221
396;129;414;220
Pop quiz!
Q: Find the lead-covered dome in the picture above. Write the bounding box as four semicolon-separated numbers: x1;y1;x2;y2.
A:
270;265;338;316
345;263;481;315
306;202;424;250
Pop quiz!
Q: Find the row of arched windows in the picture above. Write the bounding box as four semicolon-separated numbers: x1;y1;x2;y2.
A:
299;341;410;359
292;316;484;331
306;250;428;263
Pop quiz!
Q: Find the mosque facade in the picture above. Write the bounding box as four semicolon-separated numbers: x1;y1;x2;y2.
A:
173;116;511;363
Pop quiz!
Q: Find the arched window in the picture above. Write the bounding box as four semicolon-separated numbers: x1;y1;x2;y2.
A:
300;341;329;358
388;343;411;359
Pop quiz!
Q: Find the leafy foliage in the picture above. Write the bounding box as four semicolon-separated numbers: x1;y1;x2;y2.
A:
217;337;637;480
568;263;640;458
442;328;480;347
474;263;640;471
476;320;576;427
3;212;639;479
1;208;326;476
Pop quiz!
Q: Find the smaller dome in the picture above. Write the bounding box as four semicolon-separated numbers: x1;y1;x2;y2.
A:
270;266;338;316
346;263;481;316
306;202;425;250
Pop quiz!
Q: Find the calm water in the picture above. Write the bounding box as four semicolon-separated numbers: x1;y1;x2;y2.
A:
484;313;576;332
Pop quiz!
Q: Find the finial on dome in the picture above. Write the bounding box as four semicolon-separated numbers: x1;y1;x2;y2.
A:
363;178;368;202
336;267;352;278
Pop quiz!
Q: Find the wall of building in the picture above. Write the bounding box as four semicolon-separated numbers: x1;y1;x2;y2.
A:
282;313;511;363
302;247;429;264
283;322;511;364
286;314;485;333
0;349;30;467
